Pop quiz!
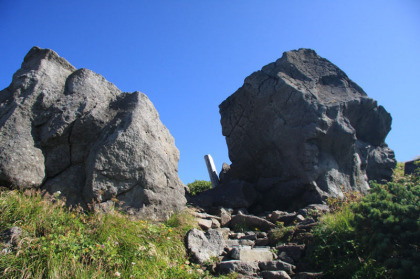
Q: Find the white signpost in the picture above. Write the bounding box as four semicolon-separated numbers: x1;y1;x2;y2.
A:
204;154;219;188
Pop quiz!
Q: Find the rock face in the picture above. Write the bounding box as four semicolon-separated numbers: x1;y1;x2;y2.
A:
0;47;186;220
219;48;396;211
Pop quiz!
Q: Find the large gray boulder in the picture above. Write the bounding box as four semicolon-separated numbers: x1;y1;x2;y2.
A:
219;48;396;211
0;47;186;220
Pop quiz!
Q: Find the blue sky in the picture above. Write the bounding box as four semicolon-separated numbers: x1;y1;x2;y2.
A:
1;0;419;184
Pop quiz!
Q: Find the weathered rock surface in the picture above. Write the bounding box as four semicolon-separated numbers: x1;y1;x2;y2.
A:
216;260;260;276
230;213;276;232
0;47;186;220
186;228;226;264
219;48;396;211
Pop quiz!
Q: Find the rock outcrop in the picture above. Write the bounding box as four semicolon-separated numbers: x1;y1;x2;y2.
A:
218;48;396;211
0;47;186;220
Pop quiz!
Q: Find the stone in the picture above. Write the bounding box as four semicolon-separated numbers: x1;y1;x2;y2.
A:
239;247;274;262
257;231;268;238
219;207;232;227
216;260;259;276
259;260;295;274
0;47;186;220
270;212;297;225
255;237;270;246
276;244;305;262
226;239;255;247
215;228;231;240
261;270;291;279
219;48;396;211
230;245;252;260
198;218;213;230
230;214;276;232
295;215;305;223
278;252;294;264
186;228;226;264
211;218;221;229
230;232;246;239
219;162;233;184
298;204;330;217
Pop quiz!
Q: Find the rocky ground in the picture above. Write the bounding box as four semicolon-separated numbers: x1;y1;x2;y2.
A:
185;204;329;278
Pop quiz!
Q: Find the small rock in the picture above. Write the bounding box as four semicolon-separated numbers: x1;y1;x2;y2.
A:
230;232;246;239
258;260;295;274
268;210;289;222
230;245;252;260
230;214;276;232
257;231;268;238
239;247;274;262
197;218;213;230
255;238;270;246
219;207;232;227
240;234;258;241
261;270;291;279
215;228;231;240
275;213;298;226
186;228;226;264
216;260;259;276
295;215;305;223
227;239;255;247
211;218;221;229
278;251;294;264
276;244;305;262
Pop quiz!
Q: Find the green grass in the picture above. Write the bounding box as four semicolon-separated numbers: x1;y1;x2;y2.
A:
0;189;233;279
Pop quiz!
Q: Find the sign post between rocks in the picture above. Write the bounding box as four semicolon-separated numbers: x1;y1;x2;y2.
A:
204;154;219;188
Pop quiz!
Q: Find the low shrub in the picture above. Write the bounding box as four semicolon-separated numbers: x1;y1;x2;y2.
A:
187;180;212;196
309;166;420;278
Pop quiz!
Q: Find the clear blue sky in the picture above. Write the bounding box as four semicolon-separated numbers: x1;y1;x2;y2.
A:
1;0;419;184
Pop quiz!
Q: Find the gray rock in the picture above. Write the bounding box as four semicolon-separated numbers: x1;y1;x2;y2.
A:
186;228;226;264
0;47;186;220
230;214;276;232
216;260;259;276
262;270;291;279
239;247;274;262
216;207;232;227
230;245;252;260
276;244;305;262
219;48;396;211
226;239;255;247
259;260;295;274
215;227;231;240
198;218;213;230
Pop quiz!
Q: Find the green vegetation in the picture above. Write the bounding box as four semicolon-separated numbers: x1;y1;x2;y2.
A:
0;189;219;279
309;162;420;278
187;180;212;196
268;222;294;244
